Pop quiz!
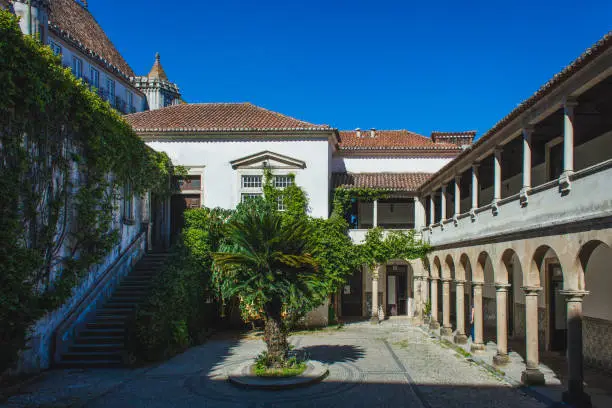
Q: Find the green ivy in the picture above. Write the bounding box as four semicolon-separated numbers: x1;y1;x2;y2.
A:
0;11;179;372
331;187;391;219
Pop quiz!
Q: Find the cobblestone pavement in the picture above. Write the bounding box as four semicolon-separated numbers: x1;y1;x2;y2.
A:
1;321;547;408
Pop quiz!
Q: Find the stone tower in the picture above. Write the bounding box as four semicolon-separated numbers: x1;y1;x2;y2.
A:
132;53;181;111
12;0;50;43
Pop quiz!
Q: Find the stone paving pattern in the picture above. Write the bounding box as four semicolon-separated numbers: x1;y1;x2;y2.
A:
1;321;547;408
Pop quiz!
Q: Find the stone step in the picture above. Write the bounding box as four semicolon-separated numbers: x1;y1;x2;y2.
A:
79;328;125;337
87;321;126;330
75;335;124;345
61;351;123;362
70;343;124;352
55;360;124;368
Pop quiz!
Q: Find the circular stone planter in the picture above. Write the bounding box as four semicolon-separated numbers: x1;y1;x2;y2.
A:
228;361;329;390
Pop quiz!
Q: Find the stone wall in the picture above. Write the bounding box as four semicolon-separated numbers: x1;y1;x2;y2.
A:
584;316;612;373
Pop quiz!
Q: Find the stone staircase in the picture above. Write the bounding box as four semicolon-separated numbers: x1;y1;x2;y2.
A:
56;252;169;368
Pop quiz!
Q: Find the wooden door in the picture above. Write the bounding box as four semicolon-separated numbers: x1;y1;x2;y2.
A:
341;268;363;317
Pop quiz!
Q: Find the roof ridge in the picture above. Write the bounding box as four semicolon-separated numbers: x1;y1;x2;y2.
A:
249;103;328;128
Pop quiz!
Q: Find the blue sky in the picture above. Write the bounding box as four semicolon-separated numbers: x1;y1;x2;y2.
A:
90;0;611;137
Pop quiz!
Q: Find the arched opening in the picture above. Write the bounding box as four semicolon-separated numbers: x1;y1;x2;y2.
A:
445;255;456;330
531;245;565;352
460;254;473;340
477;251;496;344
384;260;412;317
500;249;521;339
433;256;443;323
580;240;612;371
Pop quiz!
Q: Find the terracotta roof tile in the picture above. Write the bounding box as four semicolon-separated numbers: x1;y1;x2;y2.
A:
125;103;330;132
338;130;462;151
332;172;432;192
49;0;135;78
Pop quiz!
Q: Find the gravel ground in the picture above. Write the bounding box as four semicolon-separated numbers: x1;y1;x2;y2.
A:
1;321;547;408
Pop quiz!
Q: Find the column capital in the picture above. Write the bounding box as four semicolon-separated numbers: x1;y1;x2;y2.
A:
441;277;453;283
495;283;512;291
522;286;542;295
559;289;589;301
472;162;480;169
441;184;447;192
455;279;466;285
430;276;440;281
454;174;462;183
472;281;484;287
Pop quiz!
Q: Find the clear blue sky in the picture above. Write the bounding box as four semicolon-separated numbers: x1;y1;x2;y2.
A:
90;0;611;137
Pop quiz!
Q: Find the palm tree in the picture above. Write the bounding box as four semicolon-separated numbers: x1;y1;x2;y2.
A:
212;200;319;367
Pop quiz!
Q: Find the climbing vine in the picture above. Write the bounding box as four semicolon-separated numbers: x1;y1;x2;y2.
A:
331;187;391;219
0;11;179;372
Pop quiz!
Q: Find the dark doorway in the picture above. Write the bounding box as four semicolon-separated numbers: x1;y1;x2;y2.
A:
386;265;408;316
170;194;200;243
548;262;567;352
341;268;363;317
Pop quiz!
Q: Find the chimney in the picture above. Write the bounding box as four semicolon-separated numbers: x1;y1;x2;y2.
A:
355;128;361;138
370;128;376;138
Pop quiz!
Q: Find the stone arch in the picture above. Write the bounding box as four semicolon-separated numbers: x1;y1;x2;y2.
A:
444;254;456;280
528;244;562;288
579;239;612;370
475;251;493;284
432;255;442;279
499;248;523;339
422;257;432;278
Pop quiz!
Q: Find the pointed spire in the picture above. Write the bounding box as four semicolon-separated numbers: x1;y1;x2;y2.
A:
148;52;168;81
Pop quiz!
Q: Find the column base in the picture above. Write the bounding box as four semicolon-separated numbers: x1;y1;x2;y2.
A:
493;353;510;366
440;326;453;336
562;390;592;408
470;342;485;352
370;316;379;324
521;368;545;386
429;320;440;330
454;333;468;344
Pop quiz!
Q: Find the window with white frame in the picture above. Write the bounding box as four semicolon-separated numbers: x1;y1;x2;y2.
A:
90;67;100;88
72;56;83;78
49;41;62;56
274;175;293;188
241;192;262;202
276;195;286;211
106;77;115;103
242;175;262;189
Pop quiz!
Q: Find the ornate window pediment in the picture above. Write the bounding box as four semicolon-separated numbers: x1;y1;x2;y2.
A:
230;151;306;170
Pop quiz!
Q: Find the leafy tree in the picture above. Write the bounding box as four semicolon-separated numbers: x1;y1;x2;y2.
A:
212;200;320;366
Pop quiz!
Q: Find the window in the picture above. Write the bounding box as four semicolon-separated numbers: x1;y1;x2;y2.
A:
90;67;99;88
274;175;293;188
127;91;134;112
276;195;286;211
242;175;262;189
49;41;62;56
178;175;201;191
106;77;115;103
72;57;83;78
122;183;134;223
241;193;262;202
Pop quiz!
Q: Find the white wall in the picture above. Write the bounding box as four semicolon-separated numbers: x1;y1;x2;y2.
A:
333;156;453;173
148;138;331;219
49;35;145;113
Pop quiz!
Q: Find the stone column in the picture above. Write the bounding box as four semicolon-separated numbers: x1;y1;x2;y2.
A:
493;283;511;366
521;286;545;385
371;266;380;324
560;290;592;408
492;148;502;215
429;194;435;226
413;197;425;231
373;199;378;228
440;185;447;223
429;277;440;329
560;98;578;193
454;280;468;344
470;163;479;220
471;282;485;351
520;127;533;206
441;278;453;336
454;175;461;219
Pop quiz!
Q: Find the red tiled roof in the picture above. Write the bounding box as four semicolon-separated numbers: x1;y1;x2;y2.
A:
332;172;432;192
49;0;135;78
338;130;462;151
125;103;330;132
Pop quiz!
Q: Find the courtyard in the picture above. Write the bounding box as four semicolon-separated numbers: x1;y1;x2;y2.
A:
2;321;549;408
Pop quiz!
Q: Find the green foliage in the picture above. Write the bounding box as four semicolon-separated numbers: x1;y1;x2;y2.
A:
357;228;431;271
331;187;391;219
0;11;178;372
254;352;306;377
126;208;229;362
